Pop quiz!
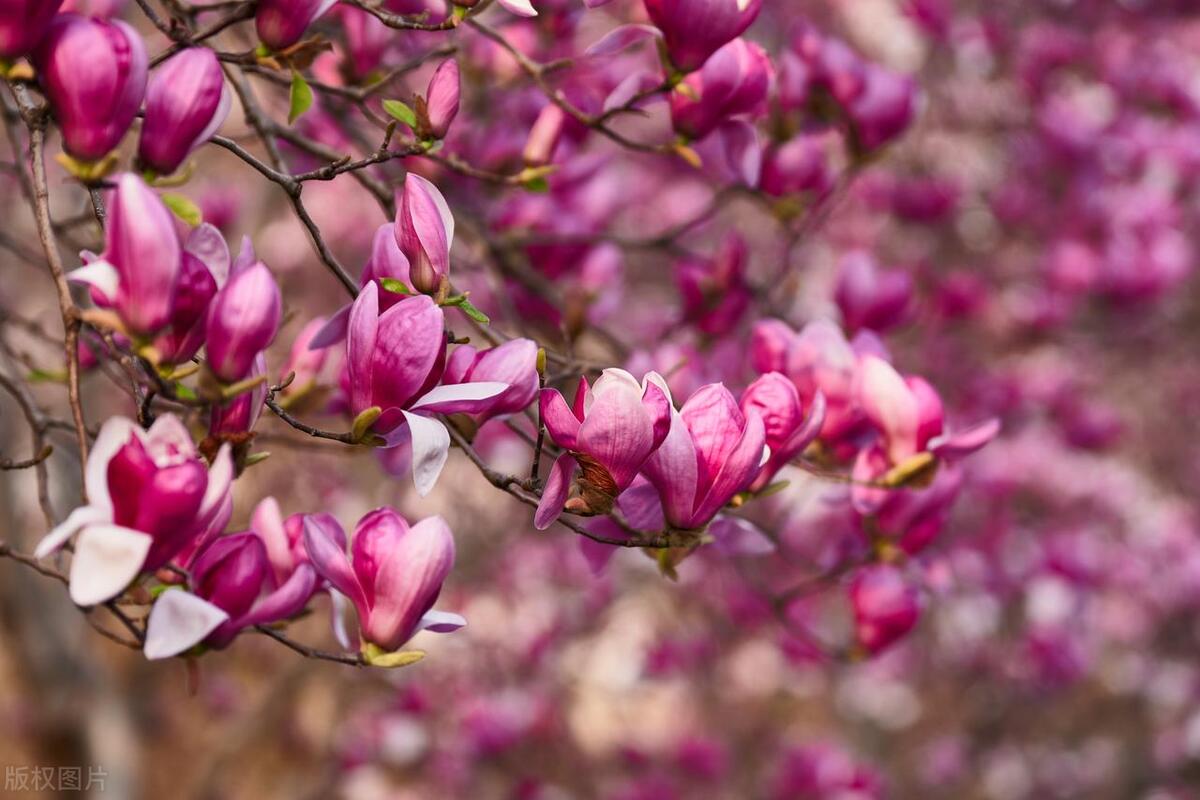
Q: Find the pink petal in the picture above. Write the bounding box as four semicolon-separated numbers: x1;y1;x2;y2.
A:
302;515;366;612
84;416;140;516
717;119;762;187
347;280;380;415
184;223;231;287
929;417;1001;460
416;609;466;634
692;411;765;525
497;0;537;16
307;303;352;349
410;381;510;415
859;354;919;463
34;505;111;559
709;516;775;556
68;259;120;302
234;563;319;629
534;453;576;530
539;388;582;450
586;24;661;58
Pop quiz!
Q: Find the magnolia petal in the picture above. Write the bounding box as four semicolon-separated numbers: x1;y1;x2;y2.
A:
534;453;577;530
603;70;662;113
85;416;141;516
347;281;380;415
302;516;367;612
709;516;775;556
330;588;353;650
34;505;111;559
68;524;153;607
416;609;466;634
307;303;352;349
539;388;582;450
235;563;318;629
497;0;537;16
929;417;1001;460
409;381;510;414
579;517;634;575
586;24;661;58
184;223;231;287
143;590;230;660
401;411;450;497
718;119;762;187
860;354;919;463
693;412;766;526
197;443;233;522
68;259;120;301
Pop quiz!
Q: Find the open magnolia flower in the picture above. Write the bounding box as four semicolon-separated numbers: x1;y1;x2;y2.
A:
34;415;232;607
344;282;509;495
535;369;672;529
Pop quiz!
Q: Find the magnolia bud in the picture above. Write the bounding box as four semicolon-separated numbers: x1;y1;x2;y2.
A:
106;174;183;336
0;0;64;61
523;104;566;167
34;14;147;161
423;58;461;140
395;174;453;295
138;48;231;176
205;262;282;383
256;0;338;51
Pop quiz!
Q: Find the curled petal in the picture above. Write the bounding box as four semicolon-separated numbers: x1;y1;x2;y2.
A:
409;382;510;415
586;24;661;58
302;515;365;612
143;590;229;660
68;524;153;606
416;609;466;634
68;259;120;302
708;516;775;556
497;0;537;16
534;453;577;530
34;505;111;559
401;411;450;497
234;563;319;629
928;417;1001;460
539;388;582;450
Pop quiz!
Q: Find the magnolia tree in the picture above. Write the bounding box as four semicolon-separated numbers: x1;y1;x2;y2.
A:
0;0;1197;797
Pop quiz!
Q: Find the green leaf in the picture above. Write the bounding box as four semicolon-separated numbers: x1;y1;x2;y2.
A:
380;277;411;295
174;383;198;401
26;367;67;383
382;99;417;129
289;70;313;125
456;298;490;324
161;193;202;227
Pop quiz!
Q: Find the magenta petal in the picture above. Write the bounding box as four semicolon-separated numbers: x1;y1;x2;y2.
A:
642;410;700;530
235;563;319;630
680;383;748;492
641;379;673;452
371;294;446;412
579;517;633;575
586;24;661;58
692;411;765;525
717;119;762;187
302;515;366;614
539;388;581;451
929;417;1001;460
308;303;352;349
709;516;775;556
416;609;466;633
346;280;380;415
859;354;919;463
362;515;455;651
535;453;576;530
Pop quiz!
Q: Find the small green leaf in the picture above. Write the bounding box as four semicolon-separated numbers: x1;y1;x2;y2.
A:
174;383;198;401
289;70;313;125
456;298;490;324
382;99;417;129
26;368;67;383
161;193;202;227
380;278;411;295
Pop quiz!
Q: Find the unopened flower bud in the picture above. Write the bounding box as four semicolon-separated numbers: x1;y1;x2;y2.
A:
205;262;282;383
138;47;231;176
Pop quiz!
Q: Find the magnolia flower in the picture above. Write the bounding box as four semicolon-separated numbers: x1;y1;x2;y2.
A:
152;224;231;366
421;59;461;139
34;14;147;161
138;47;231;176
641;382;766;530
535;369;672;529
34;415;233;607
303;508;465;652
669;38;772;141
345;282;507;495
68;174;181;337
834;251;913;334
395;174;454;295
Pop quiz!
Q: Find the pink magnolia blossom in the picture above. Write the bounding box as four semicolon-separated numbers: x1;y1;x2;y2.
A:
0;0;63;60
535;369;672;528
303;508;465;651
34;415;233;607
640;382;767;530
643;0;763;73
